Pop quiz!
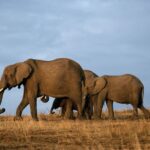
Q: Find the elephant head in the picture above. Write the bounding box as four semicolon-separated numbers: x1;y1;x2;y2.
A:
87;77;107;95
50;98;64;114
0;62;32;112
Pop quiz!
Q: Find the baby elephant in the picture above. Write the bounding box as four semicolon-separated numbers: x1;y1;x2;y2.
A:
50;98;77;117
50;97;92;119
90;74;150;119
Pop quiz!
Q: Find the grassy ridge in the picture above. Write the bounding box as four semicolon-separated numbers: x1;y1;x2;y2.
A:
0;110;150;150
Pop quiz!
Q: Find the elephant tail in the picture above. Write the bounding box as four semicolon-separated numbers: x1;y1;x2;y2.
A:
138;86;144;107
141;87;144;101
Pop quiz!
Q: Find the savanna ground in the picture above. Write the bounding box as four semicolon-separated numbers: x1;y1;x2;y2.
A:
0;110;150;150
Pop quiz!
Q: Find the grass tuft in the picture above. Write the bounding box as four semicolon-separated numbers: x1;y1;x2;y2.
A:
0;109;150;149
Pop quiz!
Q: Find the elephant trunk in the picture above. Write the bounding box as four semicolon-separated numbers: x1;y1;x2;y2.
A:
0;89;5;114
0;90;4;105
50;106;55;114
82;85;88;112
0;80;6;114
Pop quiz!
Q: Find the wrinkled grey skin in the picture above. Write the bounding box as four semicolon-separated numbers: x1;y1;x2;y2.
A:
92;74;150;119
0;58;86;121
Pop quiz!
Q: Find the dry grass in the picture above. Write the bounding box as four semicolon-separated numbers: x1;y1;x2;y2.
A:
0;110;150;150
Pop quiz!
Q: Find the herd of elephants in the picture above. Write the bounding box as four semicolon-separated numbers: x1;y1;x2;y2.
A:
0;58;149;121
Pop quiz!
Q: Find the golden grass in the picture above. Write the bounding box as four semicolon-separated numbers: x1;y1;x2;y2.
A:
0;110;150;150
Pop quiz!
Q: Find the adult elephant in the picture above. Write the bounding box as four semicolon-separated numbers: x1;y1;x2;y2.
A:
90;74;150;119
50;72;150;119
50;70;99;119
0;58;86;121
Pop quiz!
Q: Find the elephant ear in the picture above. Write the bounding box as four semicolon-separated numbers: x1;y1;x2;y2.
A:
15;63;32;85
0;74;7;89
88;77;106;95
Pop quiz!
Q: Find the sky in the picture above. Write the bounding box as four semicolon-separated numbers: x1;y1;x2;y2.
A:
0;0;150;115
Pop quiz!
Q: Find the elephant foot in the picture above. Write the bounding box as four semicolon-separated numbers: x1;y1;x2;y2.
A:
108;117;115;120
76;115;85;120
14;116;23;121
64;112;74;120
32;117;39;121
92;115;102;120
85;116;92;120
145;116;150;119
145;117;150;120
144;113;150;119
131;115;139;120
63;115;74;120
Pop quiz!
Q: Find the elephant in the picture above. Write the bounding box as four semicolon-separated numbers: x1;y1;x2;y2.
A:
50;96;93;119
50;71;150;120
50;98;77;117
89;74;150;119
0;58;86;121
50;70;99;119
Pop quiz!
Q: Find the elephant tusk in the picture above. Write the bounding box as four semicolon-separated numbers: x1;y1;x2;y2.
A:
0;88;4;92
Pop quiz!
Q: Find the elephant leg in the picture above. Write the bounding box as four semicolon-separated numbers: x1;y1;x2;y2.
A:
70;108;74;119
15;95;29;120
64;100;73;119
26;83;38;121
29;98;38;121
97;97;104;119
132;105;138;118
70;95;82;119
84;105;92;120
77;103;82;119
106;100;114;119
96;89;106;119
92;95;98;119
61;105;66;117
84;96;93;120
138;105;150;119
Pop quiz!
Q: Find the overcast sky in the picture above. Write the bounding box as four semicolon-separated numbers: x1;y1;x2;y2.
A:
0;0;150;115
